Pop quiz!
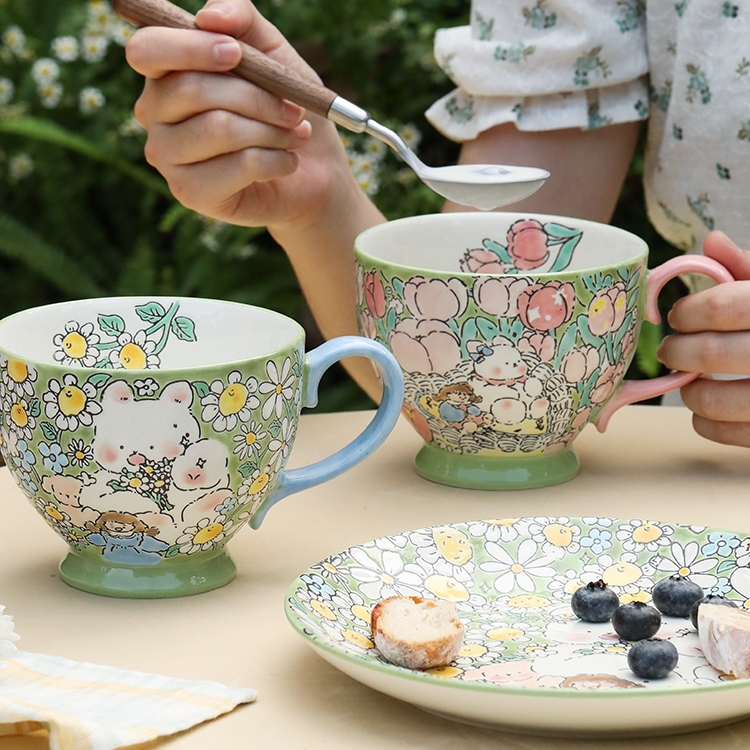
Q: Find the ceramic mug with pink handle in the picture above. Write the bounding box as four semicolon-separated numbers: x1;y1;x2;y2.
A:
354;212;733;490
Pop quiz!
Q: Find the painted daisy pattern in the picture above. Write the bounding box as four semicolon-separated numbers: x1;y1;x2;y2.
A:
288;518;750;690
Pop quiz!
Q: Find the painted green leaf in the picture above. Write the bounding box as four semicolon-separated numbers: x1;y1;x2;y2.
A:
86;373;111;389
192;381;210;399
41;422;59;442
135;302;167;323
171;316;197;342
98;314;126;338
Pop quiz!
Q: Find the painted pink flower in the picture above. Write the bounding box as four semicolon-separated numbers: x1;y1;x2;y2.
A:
473;276;529;317
518;331;555;363
517;281;576;332
402;404;433;442
571;406;593;430
358;309;377;340
389;319;461;375
507;219;549;270
561;346;600;384
460;248;508;274
587;283;627;336
403;276;468;321
590;361;626;404
363;270;387;319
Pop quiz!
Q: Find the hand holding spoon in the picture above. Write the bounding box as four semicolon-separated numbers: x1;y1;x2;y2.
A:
112;0;549;210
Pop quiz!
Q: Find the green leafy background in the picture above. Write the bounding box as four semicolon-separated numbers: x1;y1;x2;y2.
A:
0;0;683;412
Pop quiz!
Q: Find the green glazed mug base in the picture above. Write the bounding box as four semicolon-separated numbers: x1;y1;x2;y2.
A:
413;443;580;490
58;550;237;599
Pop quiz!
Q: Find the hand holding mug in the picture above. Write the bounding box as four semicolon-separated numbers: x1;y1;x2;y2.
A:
355;213;734;490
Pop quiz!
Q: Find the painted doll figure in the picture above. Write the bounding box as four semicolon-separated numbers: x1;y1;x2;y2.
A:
85;511;169;566
434;382;483;432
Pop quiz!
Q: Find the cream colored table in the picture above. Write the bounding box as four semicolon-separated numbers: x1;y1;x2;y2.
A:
2;405;750;750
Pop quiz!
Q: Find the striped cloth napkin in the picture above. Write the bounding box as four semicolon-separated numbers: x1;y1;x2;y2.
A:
0;607;257;750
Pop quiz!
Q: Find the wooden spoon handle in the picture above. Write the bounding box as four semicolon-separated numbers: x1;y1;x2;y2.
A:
112;0;338;118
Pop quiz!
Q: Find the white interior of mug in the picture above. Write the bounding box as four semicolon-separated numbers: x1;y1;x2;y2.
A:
356;212;648;273
0;297;303;369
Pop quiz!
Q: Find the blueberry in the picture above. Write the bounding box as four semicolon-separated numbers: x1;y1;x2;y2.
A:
651;574;704;618
612;601;661;641
627;638;679;679
690;594;738;630
571;579;619;622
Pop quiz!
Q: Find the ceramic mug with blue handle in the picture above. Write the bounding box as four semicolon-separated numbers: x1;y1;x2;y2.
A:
0;297;403;598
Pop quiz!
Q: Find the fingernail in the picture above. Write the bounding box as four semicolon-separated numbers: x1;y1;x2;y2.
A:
282;100;305;125
213;39;240;65
200;2;232;18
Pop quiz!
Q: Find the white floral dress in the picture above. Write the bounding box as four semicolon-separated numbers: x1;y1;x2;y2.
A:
426;0;750;256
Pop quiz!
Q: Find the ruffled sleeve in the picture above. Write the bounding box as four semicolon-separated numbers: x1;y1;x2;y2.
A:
426;0;650;141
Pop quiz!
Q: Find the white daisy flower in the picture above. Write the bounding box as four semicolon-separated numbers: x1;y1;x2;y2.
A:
43;373;102;432
480;538;557;594
53;321;101;367
81;35;109;63
201;371;260;432
616;519;673;553
32;58;60;86
4;394;36;441
1;356;37;399
108;329;159;369
79;86;105;114
347;546;424;601
86;0;114;35
109;19;134;45
2;25;26;56
232;420;267;459
118;115;145;137
38;82;63;109
0;77;14;105
364;136;387;160
52;36;79;62
8;152;33;182
400;123;422;150
258;357;295;419
267;416;294;469
176;514;233;554
653;540;719;592
466;518;532;544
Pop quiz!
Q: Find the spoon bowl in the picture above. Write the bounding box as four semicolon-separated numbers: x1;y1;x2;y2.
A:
113;0;549;210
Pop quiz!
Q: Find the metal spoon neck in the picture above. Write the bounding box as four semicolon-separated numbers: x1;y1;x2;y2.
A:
327;96;418;169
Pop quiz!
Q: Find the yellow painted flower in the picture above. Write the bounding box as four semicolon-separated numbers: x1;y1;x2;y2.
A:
201;371;259;431
43;374;102;432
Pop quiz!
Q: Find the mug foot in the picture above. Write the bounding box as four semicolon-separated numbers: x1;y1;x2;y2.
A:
59;550;237;598
414;443;580;490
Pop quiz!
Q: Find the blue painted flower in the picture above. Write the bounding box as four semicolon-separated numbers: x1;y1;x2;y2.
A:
15;439;36;472
38;441;69;473
300;572;335;601
215;495;238;516
701;532;740;558
711;577;732;596
16;468;38;496
580;528;613;554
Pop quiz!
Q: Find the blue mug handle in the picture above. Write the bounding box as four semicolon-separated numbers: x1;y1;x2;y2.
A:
250;336;403;528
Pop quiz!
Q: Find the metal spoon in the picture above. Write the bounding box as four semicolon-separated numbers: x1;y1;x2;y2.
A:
113;0;549;210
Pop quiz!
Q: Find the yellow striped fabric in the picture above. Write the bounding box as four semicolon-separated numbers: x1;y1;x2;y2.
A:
0;651;257;750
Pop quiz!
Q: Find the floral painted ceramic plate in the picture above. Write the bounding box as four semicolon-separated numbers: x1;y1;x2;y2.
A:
285;517;750;737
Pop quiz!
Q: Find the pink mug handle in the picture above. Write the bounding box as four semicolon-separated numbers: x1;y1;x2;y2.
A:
594;255;734;432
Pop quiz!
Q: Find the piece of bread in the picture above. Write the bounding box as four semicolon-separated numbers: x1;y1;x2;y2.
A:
698;603;750;678
370;595;464;670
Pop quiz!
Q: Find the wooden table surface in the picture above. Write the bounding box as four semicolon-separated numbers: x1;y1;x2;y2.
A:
1;404;750;750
